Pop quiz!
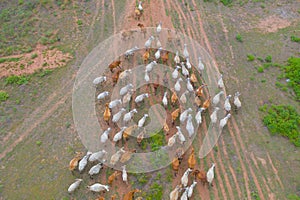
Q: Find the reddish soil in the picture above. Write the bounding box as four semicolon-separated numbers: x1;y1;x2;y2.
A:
0;44;72;77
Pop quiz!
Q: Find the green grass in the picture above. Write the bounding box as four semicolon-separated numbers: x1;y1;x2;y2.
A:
236;33;243;42
265;55;272;63
257;66;264;73
287;194;300;200
247;54;255;61
278;57;300;101
146;182;163;200
0;91;9;102
220;0;233;6
291;35;300;43
0;57;21;63
77;19;83;26
5;75;30;85
31;53;38;59
260;104;300;147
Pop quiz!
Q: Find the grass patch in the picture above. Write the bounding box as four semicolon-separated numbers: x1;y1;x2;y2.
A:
260;104;300;147
247;54;255;61
146;182;163;200
36;69;53;77
277;57;300;101
77;19;83;26
149;130;166;151
5;75;30;85
36;140;42;146
265;55;272;63
31;53;38;59
257;66;264;73
291;35;300;43
287;194;300;200
0;91;9;102
0;57;21;63
220;0;233;6
236;33;243;42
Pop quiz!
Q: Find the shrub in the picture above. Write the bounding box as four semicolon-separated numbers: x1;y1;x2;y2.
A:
291;35;300;43
5;75;29;85
31;53;38;59
0;91;9;102
247;54;255;61
149;130;166;151
257;66;264;73
220;0;233;6
36;141;42;146
278;57;300;100
287;194;300;200
38;69;53;77
77;20;83;25
0;57;21;63
236;33;243;42
261;104;300;147
265;55;272;63
146;182;163;200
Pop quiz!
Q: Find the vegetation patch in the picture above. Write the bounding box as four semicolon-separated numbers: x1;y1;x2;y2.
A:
260;104;300;147
277;57;300;101
0;57;21;63
291;35;300;43
146;182;163;200
247;54;255;61
220;0;233;6
5;75;30;85
0;91;9;102
236;33;243;42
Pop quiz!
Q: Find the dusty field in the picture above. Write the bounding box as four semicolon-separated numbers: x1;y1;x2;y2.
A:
0;0;300;199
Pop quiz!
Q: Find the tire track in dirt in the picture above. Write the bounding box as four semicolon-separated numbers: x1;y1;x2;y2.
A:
216;6;235;60
0;90;72;160
188;1;270;199
165;1;233;199
250;152;275;199
239;119;283;198
176;0;268;199
111;0;117;34
266;152;284;189
169;1;242;200
100;0;106;38
179;3;245;199
161;2;217;200
177;5;244;199
229;117;266;200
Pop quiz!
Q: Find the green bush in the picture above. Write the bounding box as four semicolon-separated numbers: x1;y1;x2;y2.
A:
0;91;9;102
146;182;163;200
220;0;233;6
149;130;166;151
236;33;243;42
291;35;300;43
0;57;21;63
287;194;300;200
261;104;300;147
265;55;272;63
77;19;83;25
283;57;300;100
5;75;30;85
257;66;264;73
31;53;38;59
247;54;255;61
38;69;53;77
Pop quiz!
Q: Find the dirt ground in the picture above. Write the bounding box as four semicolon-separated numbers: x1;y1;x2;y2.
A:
0;0;300;199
